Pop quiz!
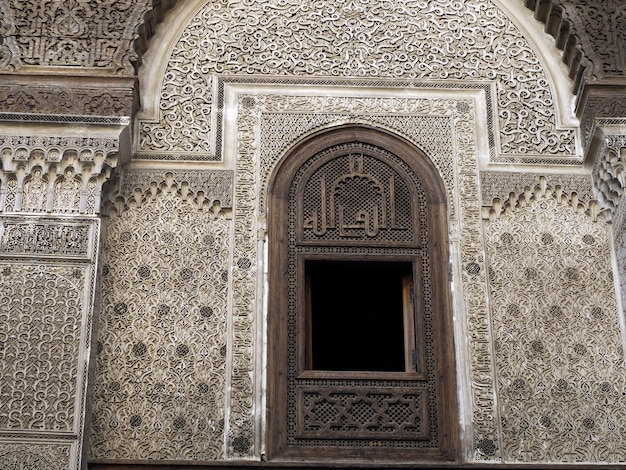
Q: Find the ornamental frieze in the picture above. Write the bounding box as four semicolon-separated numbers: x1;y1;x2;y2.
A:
0;86;134;117
0;218;96;260
104;168;234;215
480;172;596;220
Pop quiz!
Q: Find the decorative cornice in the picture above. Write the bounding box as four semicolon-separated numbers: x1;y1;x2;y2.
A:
524;0;626;85
103;168;234;216
0;135;119;168
480;172;603;221
577;81;626;155
0;131;126;215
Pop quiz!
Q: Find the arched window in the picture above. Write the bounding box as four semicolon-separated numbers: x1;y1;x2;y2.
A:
268;125;458;462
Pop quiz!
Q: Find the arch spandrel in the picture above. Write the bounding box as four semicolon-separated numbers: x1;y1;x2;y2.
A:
137;0;579;162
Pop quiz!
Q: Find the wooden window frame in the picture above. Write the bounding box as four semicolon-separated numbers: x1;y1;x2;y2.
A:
299;256;427;380
267;125;458;463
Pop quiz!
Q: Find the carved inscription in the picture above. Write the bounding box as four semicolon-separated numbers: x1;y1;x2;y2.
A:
0;220;93;259
300;149;418;245
303;155;406;239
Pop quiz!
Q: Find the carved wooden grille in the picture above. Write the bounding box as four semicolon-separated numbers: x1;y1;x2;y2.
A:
285;141;440;449
298;386;429;440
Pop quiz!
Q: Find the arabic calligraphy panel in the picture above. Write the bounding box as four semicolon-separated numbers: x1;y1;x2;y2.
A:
298;143;421;247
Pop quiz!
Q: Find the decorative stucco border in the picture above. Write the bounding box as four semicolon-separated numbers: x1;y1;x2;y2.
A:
225;83;498;461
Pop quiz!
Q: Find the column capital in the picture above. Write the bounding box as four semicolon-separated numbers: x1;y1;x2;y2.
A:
0;121;130;214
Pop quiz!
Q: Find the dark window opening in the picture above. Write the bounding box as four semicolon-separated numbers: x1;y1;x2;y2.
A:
305;260;414;372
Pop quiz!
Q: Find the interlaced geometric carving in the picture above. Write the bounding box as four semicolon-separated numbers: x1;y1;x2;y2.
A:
89;187;230;460
299;387;428;440
0;264;86;432
485;194;625;462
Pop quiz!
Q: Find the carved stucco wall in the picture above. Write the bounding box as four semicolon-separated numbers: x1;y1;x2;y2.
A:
90;170;234;460
0;217;100;470
596;134;626;356
87;0;626;464
0;1;622;468
2;0;623;83
93;82;496;460
485;190;623;462
137;0;577;162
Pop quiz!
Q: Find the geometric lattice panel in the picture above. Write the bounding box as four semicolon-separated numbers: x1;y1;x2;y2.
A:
485;195;626;462
0;263;87;433
89;190;231;460
298;386;429;440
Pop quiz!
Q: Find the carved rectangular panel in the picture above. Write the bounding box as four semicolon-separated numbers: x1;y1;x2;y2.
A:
89;190;231;461
0;217;97;261
485;196;624;462
0;440;74;470
296;386;430;440
0;263;91;434
0;216;99;470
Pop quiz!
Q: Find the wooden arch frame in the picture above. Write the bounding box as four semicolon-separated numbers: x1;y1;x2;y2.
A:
267;124;458;463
